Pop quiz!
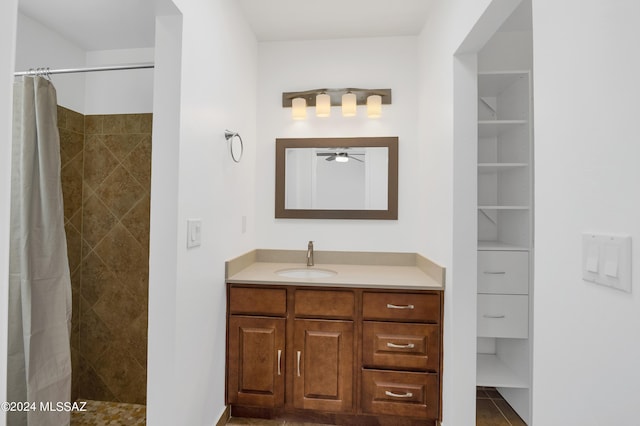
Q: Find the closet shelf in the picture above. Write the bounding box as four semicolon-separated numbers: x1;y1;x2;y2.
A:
478;240;529;251
477;353;529;388
478;163;527;173
478;120;527;138
478;205;529;210
478;71;529;97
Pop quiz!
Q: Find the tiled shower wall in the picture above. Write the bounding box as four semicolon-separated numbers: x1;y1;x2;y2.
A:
59;106;85;403
58;106;151;404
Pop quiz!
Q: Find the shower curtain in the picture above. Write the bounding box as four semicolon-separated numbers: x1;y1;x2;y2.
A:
7;76;72;426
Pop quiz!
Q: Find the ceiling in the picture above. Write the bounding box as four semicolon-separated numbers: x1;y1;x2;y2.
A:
18;0;159;51
17;0;530;51
18;0;436;51
237;0;436;42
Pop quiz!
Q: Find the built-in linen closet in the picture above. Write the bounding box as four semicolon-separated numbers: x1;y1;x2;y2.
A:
475;1;534;423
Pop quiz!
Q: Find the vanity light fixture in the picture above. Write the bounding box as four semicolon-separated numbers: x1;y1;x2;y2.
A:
291;97;307;120
367;94;382;118
316;93;331;117
341;92;357;117
282;88;391;120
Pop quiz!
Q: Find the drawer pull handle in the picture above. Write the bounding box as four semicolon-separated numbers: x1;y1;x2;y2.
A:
387;342;415;349
483;271;506;275
296;351;301;377
277;349;282;376
386;303;415;310
483;314;506;319
385;390;413;398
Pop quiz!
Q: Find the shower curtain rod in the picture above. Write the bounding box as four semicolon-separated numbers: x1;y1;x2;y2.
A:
13;62;155;77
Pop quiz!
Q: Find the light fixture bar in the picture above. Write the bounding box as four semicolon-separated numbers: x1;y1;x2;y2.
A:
282;88;391;108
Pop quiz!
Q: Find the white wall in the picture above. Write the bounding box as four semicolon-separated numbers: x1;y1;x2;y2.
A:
147;11;182;426
84;48;154;114
256;37;421;252
532;1;640;424
417;1;520;425
478;30;532;72
14;12;86;112
150;0;257;424
0;2;19;425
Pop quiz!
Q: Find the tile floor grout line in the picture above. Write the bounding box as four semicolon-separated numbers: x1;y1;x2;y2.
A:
490;397;513;426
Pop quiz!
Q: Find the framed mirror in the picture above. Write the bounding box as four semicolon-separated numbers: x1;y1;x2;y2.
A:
275;137;398;219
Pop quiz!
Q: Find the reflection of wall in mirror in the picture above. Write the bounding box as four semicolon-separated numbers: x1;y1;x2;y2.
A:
366;148;388;210
315;152;366;209
285;148;313;209
284;147;388;210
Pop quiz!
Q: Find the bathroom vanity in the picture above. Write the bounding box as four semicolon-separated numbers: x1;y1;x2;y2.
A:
225;250;445;425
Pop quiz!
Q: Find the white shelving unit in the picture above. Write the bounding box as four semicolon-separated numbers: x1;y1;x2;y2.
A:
478;120;527;138
476;353;528;388
476;70;533;423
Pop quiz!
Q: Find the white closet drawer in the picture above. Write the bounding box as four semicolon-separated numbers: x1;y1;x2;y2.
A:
478;251;528;295
477;294;528;338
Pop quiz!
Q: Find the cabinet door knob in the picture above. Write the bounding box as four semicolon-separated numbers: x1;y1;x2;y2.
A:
296;351;301;377
386;342;415;349
277;349;282;376
385;390;413;398
386;303;415;310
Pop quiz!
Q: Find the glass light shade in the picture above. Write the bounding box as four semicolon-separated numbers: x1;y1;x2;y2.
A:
342;92;357;117
316;93;331;117
292;97;307;120
367;95;382;118
335;154;349;163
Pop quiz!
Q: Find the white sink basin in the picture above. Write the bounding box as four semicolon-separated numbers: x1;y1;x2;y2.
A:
276;267;337;279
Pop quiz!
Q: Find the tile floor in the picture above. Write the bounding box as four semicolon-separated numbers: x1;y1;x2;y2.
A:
68;387;525;426
225;388;526;425
70;399;146;426
476;387;526;426
225;419;330;426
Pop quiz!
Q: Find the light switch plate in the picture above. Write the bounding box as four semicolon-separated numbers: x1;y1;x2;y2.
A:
187;219;202;248
582;233;631;293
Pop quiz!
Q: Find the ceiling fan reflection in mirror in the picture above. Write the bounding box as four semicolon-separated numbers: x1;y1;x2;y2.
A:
316;151;364;163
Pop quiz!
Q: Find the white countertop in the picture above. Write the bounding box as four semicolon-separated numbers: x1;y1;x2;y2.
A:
226;250;445;290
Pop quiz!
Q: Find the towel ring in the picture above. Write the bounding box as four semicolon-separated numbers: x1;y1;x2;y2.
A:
224;130;243;163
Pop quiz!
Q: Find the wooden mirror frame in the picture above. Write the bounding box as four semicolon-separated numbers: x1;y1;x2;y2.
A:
275;137;398;220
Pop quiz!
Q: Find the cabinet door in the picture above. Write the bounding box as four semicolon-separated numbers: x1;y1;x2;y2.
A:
293;319;354;412
227;316;285;408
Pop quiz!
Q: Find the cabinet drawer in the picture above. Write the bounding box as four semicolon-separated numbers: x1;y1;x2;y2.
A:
477;294;528;338
478;251;528;295
295;289;354;319
363;292;440;323
229;287;287;316
363;322;440;372
361;369;439;419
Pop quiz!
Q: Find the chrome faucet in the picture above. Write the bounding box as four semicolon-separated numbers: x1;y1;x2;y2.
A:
306;241;314;266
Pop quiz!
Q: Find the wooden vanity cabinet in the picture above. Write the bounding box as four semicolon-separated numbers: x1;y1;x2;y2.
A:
227;316;285;408
293;319;354;412
360;292;442;420
226;283;443;425
292;289;355;413
227;287;287;408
